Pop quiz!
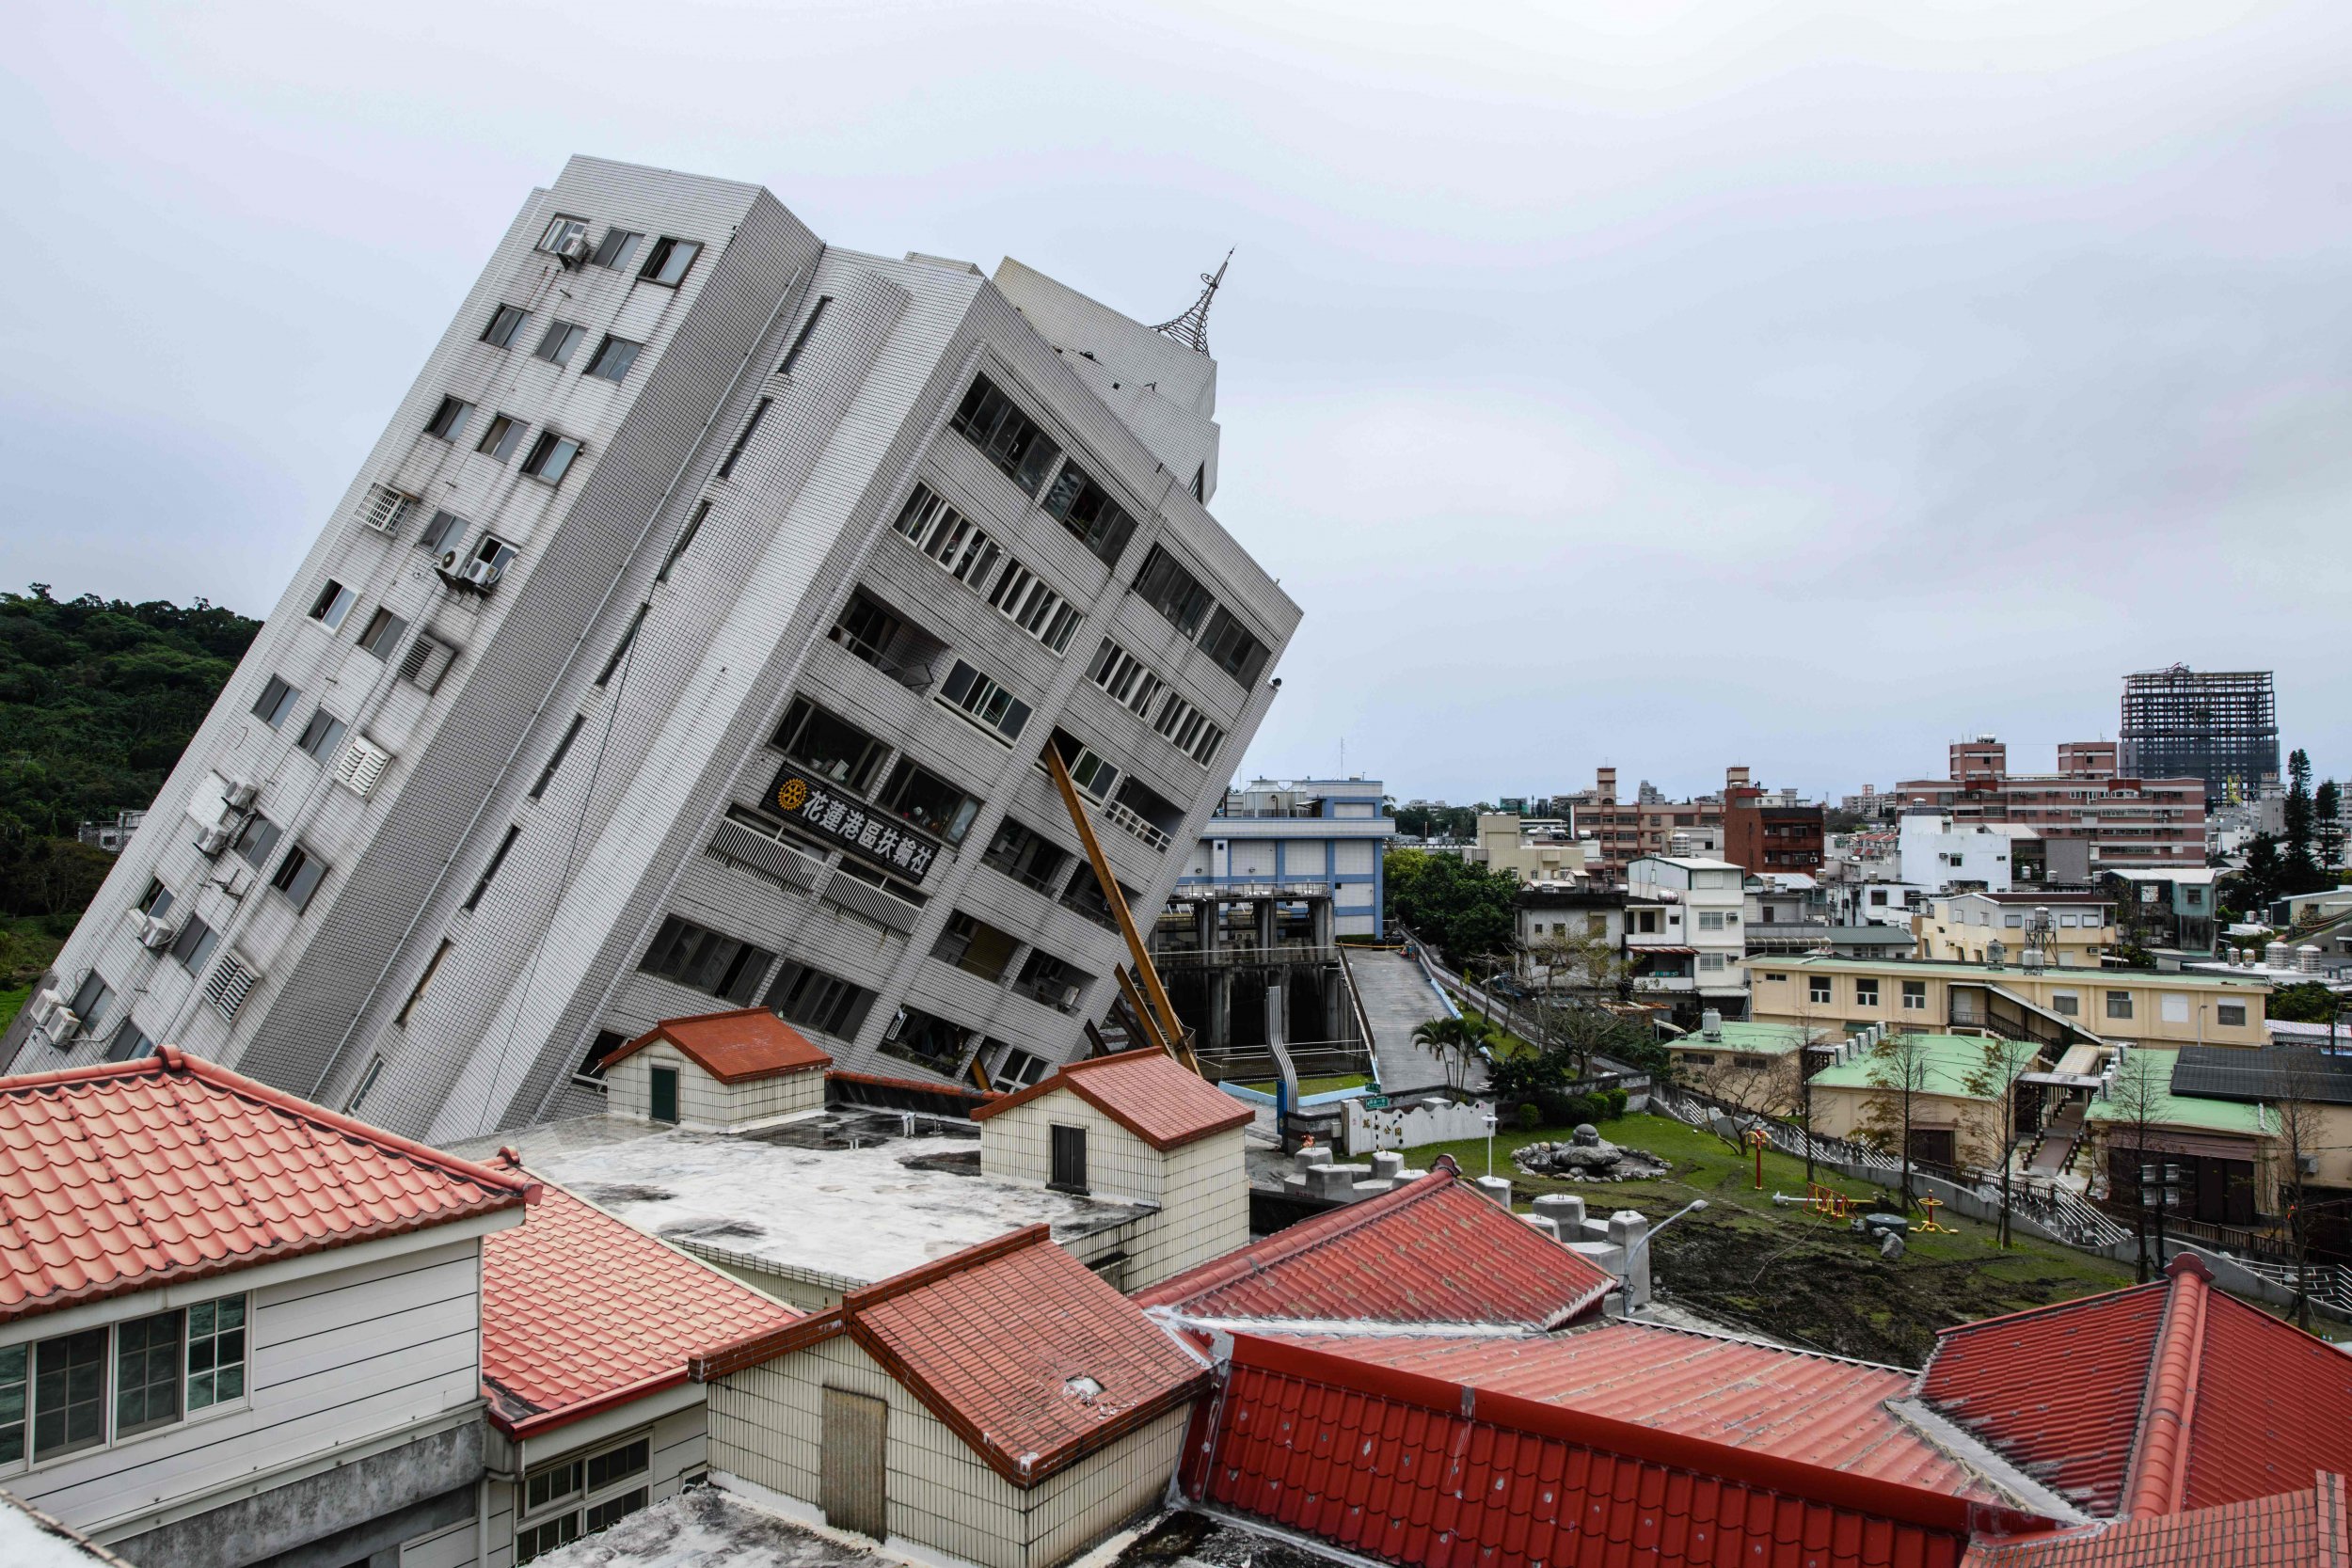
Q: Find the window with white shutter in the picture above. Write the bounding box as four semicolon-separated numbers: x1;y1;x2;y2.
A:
399;632;457;694
332;735;393;799
203;955;258;1021
358;484;418;535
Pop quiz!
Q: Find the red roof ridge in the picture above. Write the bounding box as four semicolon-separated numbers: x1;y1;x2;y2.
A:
6;1047;541;1202
844;1223;1052;1312
2122;1254;2213;1519
969;1049;1254;1149
602;1009;833;1084
825;1069;1001;1100
1135;1159;1463;1310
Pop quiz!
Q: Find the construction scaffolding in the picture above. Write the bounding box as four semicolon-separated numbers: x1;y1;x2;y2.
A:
2118;665;2278;800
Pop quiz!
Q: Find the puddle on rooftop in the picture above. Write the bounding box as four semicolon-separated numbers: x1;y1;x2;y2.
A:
578;1183;676;1205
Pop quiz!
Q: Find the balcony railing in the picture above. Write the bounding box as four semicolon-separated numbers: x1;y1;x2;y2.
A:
1099;798;1172;852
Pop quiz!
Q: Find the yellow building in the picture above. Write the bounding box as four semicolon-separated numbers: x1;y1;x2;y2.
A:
1915;891;2115;969
1663;1020;1818;1116
1750;955;2269;1051
1804;1034;2042;1173
1474;813;1595;885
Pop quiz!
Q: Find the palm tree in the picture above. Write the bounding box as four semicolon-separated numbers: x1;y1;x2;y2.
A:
1412;1015;1491;1092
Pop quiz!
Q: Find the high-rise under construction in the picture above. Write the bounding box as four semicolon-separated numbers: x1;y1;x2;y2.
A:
2119;666;2279;802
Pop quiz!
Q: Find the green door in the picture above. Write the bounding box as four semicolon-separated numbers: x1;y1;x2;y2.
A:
650;1066;678;1124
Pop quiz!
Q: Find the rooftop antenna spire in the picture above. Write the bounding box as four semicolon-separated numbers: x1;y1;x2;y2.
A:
1150;248;1232;355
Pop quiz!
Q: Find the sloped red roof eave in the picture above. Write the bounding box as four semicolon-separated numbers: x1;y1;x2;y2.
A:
970;1048;1254;1150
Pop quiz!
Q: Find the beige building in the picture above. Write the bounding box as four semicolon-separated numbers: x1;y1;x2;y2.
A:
1804;1033;2043;1173
1751;955;2269;1050
1473;813;1595;885
1664;1019;1819;1115
1915;891;2115;969
696;1226;1203;1568
973;1047;1252;1290
600;1007;831;1131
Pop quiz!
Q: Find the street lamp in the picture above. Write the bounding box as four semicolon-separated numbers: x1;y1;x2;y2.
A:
1484;1107;1499;1179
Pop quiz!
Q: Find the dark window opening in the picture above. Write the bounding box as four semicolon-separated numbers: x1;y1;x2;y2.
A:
532;714;588;799
765;960;878;1040
715;396;771;480
426;396;474;441
880;1005;971;1074
878;758;980;846
1040;459;1136;565
1133;545;1213;637
639;236;702;287
585;334;643;383
981;817;1070;895
1197;606;1270;687
464;826;521;912
482;304;529;349
590;228;644;271
658;500;710;583
596;604;649;687
779;295;832;374
1050;1124;1089;1194
949;375;1061;496
932;911;1019;982
828;589;946;690
772;698;890;795
640;915;773;1005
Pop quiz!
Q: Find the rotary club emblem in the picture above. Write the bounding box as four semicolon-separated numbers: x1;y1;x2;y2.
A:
776;777;809;812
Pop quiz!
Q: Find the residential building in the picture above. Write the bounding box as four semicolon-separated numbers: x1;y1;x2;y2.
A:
1750;954;2270;1051
2101;866;2223;959
0;1047;536;1565
1556;765;1777;877
1661;1017;1820;1115
1915;891;2116;969
474;1171;800;1566
1721;786;1824;876
1467;812;1593;887
2118;665;2280;802
1896;736;2204;872
1623;856;1749;1021
691;1226;1205;1568
1513;885;1625;985
72;812;145;855
1897;810;2042;893
1173;776;1391;936
1804;1034;2043;1172
12;156;1295;1147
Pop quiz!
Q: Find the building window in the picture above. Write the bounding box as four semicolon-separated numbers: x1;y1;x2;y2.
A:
778;294;832;374
233;812;281;869
590;227;643;271
396;939;454;1028
1049;1124;1089;1193
939;660;1031;743
2217;1002;2247;1028
2105;990;2134;1021
1152;693;1224;766
2051;991;2079;1016
418;509;464;556
1088;639;1164;716
877;758;980;845
518;1436;650;1563
169;915;218;974
584;334;642;383
932;911;1019;982
251;675;300;728
640;915;773;1005
765;960;877;1040
307;579;357;632
464;826;521;912
980;816;1070;895
1196;606;1270;687
533;319;587;367
425;396;474;441
657;500;709;583
30;1327;108;1460
1696;911;1725;931
522;431;582;483
991;1048;1051;1092
1902;980;1927;1010
881;1006;970;1072
595;604;649;687
184;1294;246;1411
476;412;528;463
715;397;771;480
482;304;529;349
357;607;407;658
295;708;348;762
985;563;1082;653
104;1020;152;1064
271;844;329;913
894;485;1002;586
532;715;587;800
639;236;702;287
950;375;1061;495
1808;976;1833;1006
137;879;173;920
114;1307;183;1437
537;214;587;254
1854;978;1880;1007
772;698;888;795
1697;954;1726;974
1133;545;1213;637
1040;459;1136;565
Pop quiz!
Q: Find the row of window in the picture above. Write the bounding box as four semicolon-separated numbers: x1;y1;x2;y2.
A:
515;1433;652;1564
1086;638;1226;768
2;1291;246;1470
481;302;642;383
929;911;1088;1012
1132;545;1272;688
423;395;583;484
893;486;1084;654
537;214;702;288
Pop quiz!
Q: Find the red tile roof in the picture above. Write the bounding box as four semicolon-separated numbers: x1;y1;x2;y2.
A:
602;1008;833;1084
1918;1256;2352;1520
1133;1162;1613;1328
1189;1331;2049;1568
1961;1474;2350;1567
0;1047;537;1324
970;1049;1253;1150
695;1226;1206;1486
480;1177;801;1438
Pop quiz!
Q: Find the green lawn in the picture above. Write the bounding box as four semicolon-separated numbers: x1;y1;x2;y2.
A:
0;985;24;1037
1239;1073;1373;1097
1405;1111;2215;1363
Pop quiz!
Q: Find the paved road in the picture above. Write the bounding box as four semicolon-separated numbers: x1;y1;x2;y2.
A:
1347;947;1465;1092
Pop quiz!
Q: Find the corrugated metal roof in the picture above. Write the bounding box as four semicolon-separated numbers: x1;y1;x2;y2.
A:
0;1048;535;1324
2169;1046;2352;1107
1133;1164;1613;1327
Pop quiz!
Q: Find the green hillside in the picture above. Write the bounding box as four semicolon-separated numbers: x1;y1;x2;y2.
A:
0;585;260;1014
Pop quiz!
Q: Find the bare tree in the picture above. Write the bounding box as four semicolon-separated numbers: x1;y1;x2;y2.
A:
1858;1030;1937;1209
1963;1038;2044;1249
1528;924;1635;1005
2270;1051;2332;1331
2100;1049;2170;1283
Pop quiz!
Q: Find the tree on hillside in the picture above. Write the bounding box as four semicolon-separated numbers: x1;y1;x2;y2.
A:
1856;1030;1937;1209
1962;1037;2043;1249
2102;1050;2171;1283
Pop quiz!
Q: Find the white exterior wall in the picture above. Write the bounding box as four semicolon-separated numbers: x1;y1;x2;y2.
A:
604;1039;824;1130
978;1091;1245;1290
708;1335;1190;1568
1898;816;2016;894
4;1230;494;1550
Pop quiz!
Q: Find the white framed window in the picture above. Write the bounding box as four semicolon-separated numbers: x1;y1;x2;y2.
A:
0;1291;247;1473
1697;911;1725;931
2051;991;2079;1016
1854;978;1879;1007
1808;976;1833;1005
940;660;1030;743
516;1433;651;1563
536;214;587;254
307;580;357;632
1901;980;1927;1011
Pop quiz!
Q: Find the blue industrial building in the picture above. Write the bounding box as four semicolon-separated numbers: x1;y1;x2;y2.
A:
1172;777;1394;937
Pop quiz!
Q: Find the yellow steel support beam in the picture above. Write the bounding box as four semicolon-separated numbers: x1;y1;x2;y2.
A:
1041;743;1193;1064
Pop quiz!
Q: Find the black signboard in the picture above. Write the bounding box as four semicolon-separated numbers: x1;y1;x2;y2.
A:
769;768;941;883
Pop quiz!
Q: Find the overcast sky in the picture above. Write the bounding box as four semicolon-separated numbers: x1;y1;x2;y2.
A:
7;1;2347;802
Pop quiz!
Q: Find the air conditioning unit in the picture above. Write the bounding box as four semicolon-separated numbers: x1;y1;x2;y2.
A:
224;778;261;811
196;822;233;857
135;913;179;950
437;548;464;577
459;557;503;591
24;989;64;1030
557;232;592;267
37;1006;81;1045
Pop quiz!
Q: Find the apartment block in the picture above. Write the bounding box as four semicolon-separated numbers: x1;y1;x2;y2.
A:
9;157;1295;1144
1895;735;2204;872
1560;766;1774;876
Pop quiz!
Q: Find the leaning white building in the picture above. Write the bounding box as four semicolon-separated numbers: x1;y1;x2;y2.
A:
9;156;1296;1141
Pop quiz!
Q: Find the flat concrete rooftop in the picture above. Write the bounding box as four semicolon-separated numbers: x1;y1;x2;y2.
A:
453;1109;1153;1300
